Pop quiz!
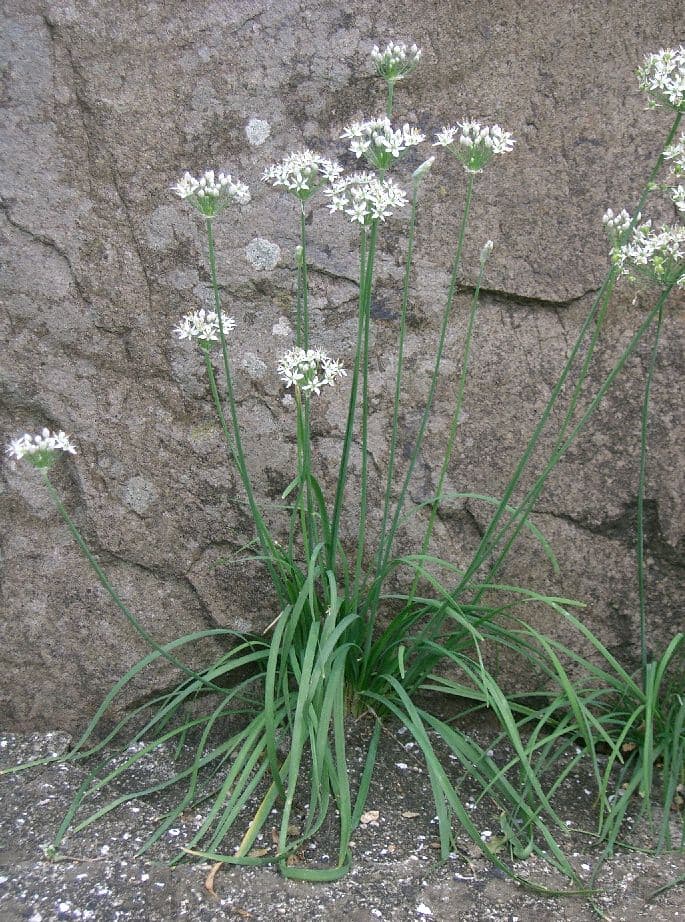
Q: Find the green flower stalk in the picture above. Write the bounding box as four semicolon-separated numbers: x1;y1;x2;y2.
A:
174;170;288;604
6;432;233;693
362;120;515;643
410;240;493;598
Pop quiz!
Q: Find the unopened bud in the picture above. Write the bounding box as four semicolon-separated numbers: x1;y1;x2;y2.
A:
480;240;494;264
412;156;435;183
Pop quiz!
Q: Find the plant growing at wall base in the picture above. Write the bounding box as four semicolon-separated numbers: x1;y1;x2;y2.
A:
5;42;683;884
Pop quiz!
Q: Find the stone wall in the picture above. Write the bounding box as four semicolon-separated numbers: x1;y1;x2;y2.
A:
1;0;683;731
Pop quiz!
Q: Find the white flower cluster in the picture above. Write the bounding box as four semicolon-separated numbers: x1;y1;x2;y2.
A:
172;170;250;217
6;428;76;466
277;348;346;396
174;308;236;346
602;207;635;240
262;150;342;201
637;46;685;110
341;117;425;169
613;221;685;289
325;172;408;225
371;42;422;82
433;120;515;174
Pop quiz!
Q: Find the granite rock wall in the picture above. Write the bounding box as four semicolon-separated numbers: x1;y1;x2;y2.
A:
1;0;683;730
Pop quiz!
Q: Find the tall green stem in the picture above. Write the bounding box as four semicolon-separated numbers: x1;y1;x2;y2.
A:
329;224;378;573
204;218;286;604
638;299;664;687
410;254;486;598
471;279;615;596
386;80;395;118
352;237;375;608
43;474;227;692
204;349;234;455
299;204;310;350
295;387;315;563
411;291;671;664
375;172;476;584
468;288;671;603
455;110;682;598
371;184;420;596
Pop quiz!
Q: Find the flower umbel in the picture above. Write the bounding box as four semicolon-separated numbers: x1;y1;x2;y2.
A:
174;309;236;348
637;46;685;111
277;348;346;397
172;170;250;217
434;120;515;174
371;41;421;83
611;220;685;290
262;150;342;202
341;117;425;170
602;207;637;244
325;171;408;226
6;428;76;470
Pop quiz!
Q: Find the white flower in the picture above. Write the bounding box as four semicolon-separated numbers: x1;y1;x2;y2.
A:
262;150;342;201
671;184;685;211
341;117;425;170
174;308;236;346
324;171;408;225
612;221;685;289
371;41;422;82
172;169;250;217
664;133;685;175
277;348;346;397
637;46;685;110
433;120;515;173
6;428;76;468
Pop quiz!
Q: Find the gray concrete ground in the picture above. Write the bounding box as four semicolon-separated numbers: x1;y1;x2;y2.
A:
1;733;683;921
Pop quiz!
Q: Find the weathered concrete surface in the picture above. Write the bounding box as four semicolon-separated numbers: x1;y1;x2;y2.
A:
0;1;683;728
1;733;684;922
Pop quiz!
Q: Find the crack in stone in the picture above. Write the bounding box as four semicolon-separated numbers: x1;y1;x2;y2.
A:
539;502;684;571
82;543;225;633
108;162;155;319
0;203;89;307
57;34;100;197
476;284;599;310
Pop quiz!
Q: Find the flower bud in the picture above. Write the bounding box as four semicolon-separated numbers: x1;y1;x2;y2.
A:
412;156;435;183
480;240;494;265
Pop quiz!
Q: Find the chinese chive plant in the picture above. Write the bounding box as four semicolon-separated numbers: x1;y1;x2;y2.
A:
5;41;683;883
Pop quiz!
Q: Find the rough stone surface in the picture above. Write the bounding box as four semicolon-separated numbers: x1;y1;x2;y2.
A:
0;0;683;730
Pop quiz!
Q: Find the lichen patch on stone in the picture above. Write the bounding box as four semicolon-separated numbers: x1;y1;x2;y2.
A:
245;238;280;270
245;118;271;146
